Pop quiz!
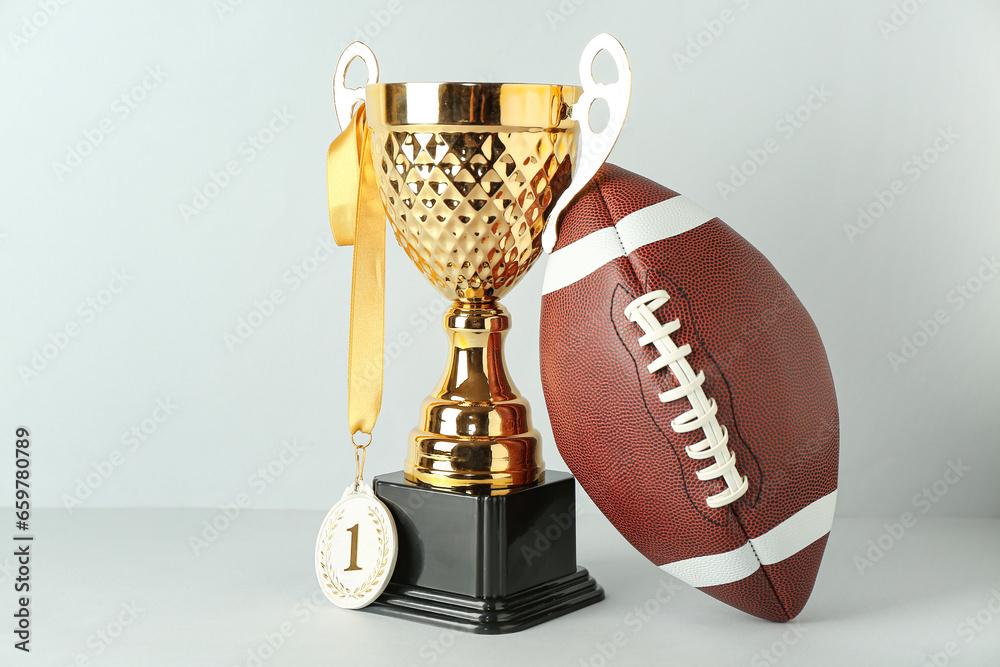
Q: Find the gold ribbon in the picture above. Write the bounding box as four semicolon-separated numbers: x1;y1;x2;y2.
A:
327;104;384;437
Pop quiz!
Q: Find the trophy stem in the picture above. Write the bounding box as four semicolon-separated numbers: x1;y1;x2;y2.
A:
405;299;545;493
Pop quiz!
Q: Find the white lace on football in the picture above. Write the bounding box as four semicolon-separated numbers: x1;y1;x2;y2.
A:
625;290;749;509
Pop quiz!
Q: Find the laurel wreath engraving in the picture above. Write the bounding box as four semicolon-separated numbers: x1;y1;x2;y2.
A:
318;503;391;601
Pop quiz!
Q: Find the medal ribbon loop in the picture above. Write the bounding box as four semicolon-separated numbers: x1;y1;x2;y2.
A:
326;104;385;444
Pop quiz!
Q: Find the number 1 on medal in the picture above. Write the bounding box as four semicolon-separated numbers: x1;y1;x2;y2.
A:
345;523;362;571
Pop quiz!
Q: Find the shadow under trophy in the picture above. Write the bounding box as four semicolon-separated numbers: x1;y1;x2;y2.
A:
332;33;631;633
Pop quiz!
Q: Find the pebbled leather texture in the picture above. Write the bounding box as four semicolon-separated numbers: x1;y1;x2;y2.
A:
540;163;839;621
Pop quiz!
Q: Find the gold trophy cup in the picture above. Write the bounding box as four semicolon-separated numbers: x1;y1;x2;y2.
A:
334;34;631;494
329;34;631;632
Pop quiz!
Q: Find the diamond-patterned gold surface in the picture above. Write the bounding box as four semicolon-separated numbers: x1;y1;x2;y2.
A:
370;128;578;300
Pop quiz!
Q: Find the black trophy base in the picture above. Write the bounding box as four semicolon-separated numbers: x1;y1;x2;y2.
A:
365;470;603;634
368;567;602;634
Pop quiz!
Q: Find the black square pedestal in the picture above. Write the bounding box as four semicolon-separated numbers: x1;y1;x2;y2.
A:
364;471;603;634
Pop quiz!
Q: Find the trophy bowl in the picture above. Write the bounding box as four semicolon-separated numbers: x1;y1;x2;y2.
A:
366;81;579;301
334;35;631;493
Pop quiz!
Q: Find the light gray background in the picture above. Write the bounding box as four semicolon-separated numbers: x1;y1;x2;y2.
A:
1;0;999;665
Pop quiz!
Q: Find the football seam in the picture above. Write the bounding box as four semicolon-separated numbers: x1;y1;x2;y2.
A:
731;507;794;621
583;187;657;535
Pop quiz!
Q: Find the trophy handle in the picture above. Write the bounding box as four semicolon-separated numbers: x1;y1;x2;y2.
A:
543;33;632;253
334;41;379;131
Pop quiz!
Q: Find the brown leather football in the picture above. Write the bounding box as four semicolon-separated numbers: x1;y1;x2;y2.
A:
539;163;839;621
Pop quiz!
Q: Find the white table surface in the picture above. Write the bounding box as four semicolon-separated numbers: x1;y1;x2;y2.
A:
7;508;999;667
